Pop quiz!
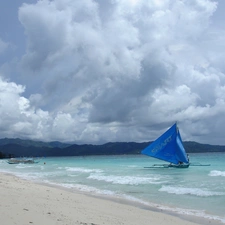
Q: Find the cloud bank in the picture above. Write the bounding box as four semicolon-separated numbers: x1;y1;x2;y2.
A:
0;0;225;144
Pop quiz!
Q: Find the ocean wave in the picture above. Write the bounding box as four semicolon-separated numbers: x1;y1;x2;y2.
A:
209;170;225;177
159;185;224;197
153;203;225;224
65;167;103;173
47;181;116;196
15;164;37;169
88;174;165;185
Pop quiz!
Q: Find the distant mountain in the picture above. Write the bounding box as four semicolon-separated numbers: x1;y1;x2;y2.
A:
0;138;70;148
0;138;224;158
184;141;225;153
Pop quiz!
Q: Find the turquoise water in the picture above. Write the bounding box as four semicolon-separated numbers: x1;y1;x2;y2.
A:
0;153;225;223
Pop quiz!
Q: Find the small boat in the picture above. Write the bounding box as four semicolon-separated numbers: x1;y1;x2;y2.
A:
141;123;190;168
7;158;39;164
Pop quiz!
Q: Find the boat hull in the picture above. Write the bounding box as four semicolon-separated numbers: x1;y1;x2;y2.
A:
144;163;190;168
7;158;39;164
167;163;189;168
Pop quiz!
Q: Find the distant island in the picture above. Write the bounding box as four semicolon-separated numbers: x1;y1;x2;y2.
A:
0;138;225;158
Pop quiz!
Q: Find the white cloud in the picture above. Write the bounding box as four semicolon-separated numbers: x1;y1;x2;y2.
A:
0;76;85;142
0;0;225;144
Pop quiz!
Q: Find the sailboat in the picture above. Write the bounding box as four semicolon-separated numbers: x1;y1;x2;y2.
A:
141;123;190;168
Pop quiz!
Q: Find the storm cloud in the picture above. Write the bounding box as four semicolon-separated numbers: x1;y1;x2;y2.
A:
0;0;225;144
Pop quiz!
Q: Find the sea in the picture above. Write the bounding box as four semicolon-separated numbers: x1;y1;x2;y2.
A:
0;153;225;224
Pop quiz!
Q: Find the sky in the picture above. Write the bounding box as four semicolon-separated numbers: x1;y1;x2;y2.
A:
0;0;225;145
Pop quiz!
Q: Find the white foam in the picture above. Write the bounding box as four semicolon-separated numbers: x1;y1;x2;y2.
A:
15;165;37;169
159;185;224;197
46;181;116;196
119;193;225;224
88;173;165;185
65;167;103;173
153;204;225;224
209;170;225;177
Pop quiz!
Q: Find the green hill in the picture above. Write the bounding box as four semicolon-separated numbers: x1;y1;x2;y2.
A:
0;139;224;158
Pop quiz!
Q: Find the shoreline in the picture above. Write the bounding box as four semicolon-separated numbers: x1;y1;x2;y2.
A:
0;172;224;225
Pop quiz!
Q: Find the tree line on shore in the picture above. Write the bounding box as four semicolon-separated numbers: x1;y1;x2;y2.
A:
0;138;225;159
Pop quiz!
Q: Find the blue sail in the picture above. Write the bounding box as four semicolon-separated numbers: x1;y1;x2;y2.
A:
176;130;189;164
141;123;189;165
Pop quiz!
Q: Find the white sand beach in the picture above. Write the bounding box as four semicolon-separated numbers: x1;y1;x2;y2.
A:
0;172;221;225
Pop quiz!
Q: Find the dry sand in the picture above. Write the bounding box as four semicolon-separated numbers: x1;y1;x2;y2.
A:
0;172;221;225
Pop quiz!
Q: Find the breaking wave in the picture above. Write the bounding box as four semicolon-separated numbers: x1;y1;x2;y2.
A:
88;174;166;185
159;185;224;197
209;170;225;177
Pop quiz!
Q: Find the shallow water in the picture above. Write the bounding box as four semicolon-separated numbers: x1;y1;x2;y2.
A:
0;152;225;223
